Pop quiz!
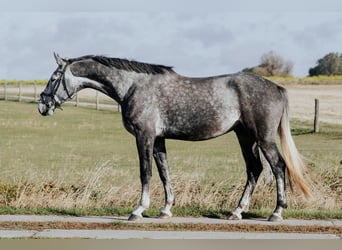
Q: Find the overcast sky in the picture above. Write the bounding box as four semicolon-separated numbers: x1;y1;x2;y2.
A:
0;0;341;79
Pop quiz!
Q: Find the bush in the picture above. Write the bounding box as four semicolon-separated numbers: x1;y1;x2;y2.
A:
243;51;293;77
309;52;342;76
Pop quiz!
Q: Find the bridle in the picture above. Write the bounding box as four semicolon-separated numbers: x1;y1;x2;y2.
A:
40;65;73;108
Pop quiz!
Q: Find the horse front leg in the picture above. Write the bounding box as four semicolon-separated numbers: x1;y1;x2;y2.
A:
153;138;174;219
128;134;154;221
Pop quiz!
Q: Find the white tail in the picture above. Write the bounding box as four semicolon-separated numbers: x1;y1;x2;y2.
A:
278;96;312;198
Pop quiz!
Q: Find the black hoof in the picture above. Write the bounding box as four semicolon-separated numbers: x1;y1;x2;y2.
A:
128;214;142;221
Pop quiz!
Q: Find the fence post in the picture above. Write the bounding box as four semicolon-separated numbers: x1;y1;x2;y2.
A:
34;84;37;102
314;98;320;133
19;83;22;102
4;83;7;100
75;93;79;107
96;91;100;110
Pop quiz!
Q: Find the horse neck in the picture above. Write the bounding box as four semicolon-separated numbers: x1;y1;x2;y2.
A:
110;70;146;102
86;68;159;104
72;68;134;104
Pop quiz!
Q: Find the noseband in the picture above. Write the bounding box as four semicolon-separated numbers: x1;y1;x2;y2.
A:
40;66;73;108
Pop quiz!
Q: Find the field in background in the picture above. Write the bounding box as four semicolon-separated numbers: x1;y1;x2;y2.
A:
1;75;342;122
0;100;341;218
287;85;342;125
1;75;342;86
267;75;342;85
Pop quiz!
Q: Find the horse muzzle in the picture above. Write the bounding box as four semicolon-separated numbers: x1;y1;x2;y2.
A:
38;100;55;116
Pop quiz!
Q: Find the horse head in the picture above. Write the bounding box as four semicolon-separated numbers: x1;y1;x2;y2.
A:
38;53;75;116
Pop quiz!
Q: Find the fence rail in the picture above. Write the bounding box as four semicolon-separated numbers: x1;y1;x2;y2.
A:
0;84;121;112
1;84;322;131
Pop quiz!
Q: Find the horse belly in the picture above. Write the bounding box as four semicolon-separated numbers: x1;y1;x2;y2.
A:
157;78;240;140
161;105;240;141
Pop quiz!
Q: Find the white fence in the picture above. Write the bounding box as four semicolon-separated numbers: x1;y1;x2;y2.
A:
0;84;121;112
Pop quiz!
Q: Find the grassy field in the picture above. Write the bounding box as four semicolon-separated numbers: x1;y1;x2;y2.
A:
0;100;341;219
267;75;342;85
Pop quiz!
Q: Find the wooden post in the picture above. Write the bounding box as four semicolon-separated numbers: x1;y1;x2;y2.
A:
314;98;320;133
75;93;79;107
19;83;22;102
34;84;37;102
96;91;100;110
4;83;7;100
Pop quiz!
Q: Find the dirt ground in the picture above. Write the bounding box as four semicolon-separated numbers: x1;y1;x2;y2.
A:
3;84;342;125
287;85;342;125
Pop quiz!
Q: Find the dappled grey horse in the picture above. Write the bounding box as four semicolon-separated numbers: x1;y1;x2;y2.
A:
39;53;311;221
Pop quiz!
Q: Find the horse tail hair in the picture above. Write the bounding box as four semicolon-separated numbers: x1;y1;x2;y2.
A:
278;89;312;198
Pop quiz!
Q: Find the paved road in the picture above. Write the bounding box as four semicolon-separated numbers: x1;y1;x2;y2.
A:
1;229;340;239
0;215;341;239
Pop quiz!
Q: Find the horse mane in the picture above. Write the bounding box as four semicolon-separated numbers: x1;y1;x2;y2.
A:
68;55;174;75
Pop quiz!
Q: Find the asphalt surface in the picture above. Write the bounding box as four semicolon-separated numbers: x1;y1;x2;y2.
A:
0;215;341;239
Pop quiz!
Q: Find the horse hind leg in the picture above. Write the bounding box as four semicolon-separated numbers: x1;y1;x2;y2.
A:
153;138;174;219
259;140;287;221
228;128;263;220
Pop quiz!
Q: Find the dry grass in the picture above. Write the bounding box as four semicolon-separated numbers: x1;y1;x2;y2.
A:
0;159;340;213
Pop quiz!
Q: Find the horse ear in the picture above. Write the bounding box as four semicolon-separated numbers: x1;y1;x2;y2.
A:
53;52;66;66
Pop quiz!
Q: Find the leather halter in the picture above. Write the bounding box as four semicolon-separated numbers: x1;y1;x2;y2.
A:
40;65;72;108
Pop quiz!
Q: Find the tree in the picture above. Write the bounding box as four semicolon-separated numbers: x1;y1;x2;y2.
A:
309;52;342;76
243;51;293;77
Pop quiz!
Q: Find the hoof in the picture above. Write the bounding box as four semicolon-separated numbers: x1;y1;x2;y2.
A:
268;214;283;222
158;212;172;219
128;214;142;221
227;212;242;220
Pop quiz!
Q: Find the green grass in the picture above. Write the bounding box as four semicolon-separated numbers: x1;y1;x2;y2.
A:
0;100;341;219
0;80;47;86
267;75;342;85
0;100;136;177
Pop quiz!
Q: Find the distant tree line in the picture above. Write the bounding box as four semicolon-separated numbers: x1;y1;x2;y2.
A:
243;51;341;77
